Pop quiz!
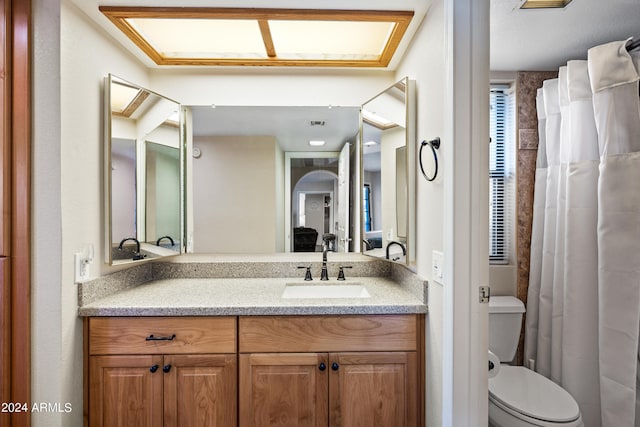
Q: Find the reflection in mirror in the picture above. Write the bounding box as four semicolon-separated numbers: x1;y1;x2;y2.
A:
187;106;360;254
105;75;182;264
361;78;415;266
291;158;338;252
111;138;137;244
146;142;181;251
396;145;407;238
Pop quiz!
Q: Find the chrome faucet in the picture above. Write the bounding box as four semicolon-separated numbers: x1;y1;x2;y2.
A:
385;241;406;260
321;233;336;281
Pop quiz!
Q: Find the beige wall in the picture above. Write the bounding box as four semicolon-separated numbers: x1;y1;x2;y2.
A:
192;135;281;253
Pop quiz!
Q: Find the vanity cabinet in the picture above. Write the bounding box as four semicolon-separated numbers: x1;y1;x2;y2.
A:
85;317;237;427
238;315;423;427
85;314;424;427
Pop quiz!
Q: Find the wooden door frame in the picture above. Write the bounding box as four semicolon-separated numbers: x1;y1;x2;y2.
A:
1;0;31;426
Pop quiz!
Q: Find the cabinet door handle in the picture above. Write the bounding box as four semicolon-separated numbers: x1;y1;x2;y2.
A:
163;364;172;373
331;362;339;371
145;334;176;341
149;364;159;373
319;362;326;371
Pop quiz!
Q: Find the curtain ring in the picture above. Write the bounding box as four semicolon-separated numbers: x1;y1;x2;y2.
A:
419;138;440;182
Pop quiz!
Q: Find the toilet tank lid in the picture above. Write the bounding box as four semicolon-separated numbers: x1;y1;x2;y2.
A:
489;296;525;314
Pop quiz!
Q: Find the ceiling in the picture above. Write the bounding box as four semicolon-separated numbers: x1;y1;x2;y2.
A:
73;0;640;72
191;106;361;152
491;0;640;71
77;0;640;150
70;0;429;70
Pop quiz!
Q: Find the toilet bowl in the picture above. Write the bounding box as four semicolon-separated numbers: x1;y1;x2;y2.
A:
488;296;584;427
489;365;583;427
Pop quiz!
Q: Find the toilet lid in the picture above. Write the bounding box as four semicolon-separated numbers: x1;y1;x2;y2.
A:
489;365;580;423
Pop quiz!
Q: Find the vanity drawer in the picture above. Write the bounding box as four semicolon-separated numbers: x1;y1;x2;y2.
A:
239;315;417;353
88;317;236;355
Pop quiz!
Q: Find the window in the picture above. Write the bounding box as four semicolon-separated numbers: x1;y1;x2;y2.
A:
363;184;372;232
489;85;515;264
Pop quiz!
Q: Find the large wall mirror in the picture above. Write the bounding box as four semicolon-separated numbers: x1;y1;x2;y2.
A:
105;74;182;265
185;105;361;254
361;77;416;266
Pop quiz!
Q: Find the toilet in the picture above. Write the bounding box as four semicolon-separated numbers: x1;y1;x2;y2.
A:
488;296;584;427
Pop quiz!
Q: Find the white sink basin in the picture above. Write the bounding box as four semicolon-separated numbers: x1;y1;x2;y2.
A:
281;284;370;299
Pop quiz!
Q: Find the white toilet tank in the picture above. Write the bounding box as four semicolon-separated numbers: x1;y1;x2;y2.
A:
489;296;526;363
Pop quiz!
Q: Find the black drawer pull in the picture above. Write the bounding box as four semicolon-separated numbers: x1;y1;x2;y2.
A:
319;362;326;371
149;364;159;373
331;362;339;371
163;364;172;373
145;334;176;341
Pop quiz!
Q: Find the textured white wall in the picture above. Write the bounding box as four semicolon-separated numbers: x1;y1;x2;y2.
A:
394;1;447;425
32;1;63;425
32;1;151;425
150;70;394;108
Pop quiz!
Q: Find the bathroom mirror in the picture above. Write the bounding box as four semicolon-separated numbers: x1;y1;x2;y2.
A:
361;77;416;266
105;74;182;264
185;105;360;254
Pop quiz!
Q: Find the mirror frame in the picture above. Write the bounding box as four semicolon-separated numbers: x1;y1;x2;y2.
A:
104;74;184;265
360;77;416;267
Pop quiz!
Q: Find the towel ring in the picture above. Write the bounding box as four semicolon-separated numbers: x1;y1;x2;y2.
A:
419;138;440;182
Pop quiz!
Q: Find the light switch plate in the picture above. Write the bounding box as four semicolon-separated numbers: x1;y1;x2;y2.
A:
432;250;444;284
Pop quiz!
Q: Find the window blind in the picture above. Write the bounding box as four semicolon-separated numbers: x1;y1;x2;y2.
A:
489;86;515;264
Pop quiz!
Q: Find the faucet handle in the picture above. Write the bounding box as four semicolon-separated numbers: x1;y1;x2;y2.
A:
337;265;353;281
298;266;313;281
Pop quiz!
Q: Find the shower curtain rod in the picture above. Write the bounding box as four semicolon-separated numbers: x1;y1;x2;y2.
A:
627;38;640;52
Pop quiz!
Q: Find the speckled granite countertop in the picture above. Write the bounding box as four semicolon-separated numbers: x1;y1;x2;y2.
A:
78;276;426;317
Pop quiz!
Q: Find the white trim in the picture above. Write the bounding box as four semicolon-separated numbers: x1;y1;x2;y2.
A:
443;0;490;425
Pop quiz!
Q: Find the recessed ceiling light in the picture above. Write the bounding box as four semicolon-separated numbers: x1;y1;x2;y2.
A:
364;140;378;146
520;0;574;9
362;109;397;130
309;140;326;146
98;7;414;68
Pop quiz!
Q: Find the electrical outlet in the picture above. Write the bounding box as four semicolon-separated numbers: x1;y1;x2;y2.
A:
432;250;444;284
75;252;89;282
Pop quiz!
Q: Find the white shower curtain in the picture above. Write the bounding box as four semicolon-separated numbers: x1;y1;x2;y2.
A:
589;40;640;427
526;40;640;426
524;87;547;367
561;59;601;426
532;77;561;380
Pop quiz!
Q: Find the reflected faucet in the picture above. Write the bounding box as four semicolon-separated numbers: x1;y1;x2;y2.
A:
321;233;336;281
156;235;175;247
118;237;145;260
385;241;406;260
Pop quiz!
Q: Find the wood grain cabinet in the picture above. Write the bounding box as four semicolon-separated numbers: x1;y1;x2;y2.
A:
85;314;424;427
239;315;424;427
86;317;237;427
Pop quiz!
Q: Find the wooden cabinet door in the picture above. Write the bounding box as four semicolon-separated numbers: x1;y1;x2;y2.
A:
240;353;328;427
89;355;164;427
328;352;418;427
163;354;237;427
